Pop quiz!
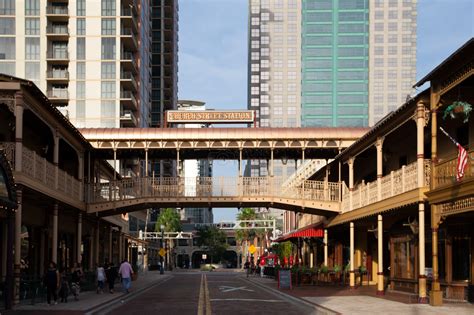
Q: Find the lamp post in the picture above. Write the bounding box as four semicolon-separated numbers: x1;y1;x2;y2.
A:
160;224;165;274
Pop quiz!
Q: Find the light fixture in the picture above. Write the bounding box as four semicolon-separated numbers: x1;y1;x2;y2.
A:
281;155;288;165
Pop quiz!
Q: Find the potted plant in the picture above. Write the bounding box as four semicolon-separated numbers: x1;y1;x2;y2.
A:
343;263;350;285
320;265;329;282
290;265;300;286
310;267;319;285
333;264;342;284
300;266;311;285
443;101;472;123
358;265;367;285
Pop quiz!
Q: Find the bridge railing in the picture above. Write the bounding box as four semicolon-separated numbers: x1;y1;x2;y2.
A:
86;176;340;204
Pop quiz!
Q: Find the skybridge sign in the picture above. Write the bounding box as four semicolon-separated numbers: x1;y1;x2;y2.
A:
166;110;255;124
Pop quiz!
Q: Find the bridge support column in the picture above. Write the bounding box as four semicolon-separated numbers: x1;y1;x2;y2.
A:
324;229;328;266
239;148;243;176
113;149;117;180
270;148;274;176
349;222;355;289
301;148;305;164
377;215;384;295
145;148;148;177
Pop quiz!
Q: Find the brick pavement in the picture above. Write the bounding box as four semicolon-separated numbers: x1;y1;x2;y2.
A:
246;275;474;315
3;271;171;315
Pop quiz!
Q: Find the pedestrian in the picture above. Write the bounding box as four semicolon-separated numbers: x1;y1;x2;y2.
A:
105;262;118;293
70;262;83;301
44;261;59;306
96;263;106;294
118;259;134;294
58;268;69;303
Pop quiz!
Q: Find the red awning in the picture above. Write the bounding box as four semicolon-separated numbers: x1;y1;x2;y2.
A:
275;223;324;242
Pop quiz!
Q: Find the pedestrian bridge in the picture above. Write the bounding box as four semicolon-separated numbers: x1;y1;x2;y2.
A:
86;176;341;216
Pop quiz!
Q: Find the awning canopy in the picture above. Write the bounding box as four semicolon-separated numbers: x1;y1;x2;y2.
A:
275;223;324;242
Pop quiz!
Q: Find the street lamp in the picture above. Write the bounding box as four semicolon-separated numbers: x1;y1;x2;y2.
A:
160;224;165;274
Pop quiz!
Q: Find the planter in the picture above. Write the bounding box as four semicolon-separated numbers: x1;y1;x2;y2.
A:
300;272;312;285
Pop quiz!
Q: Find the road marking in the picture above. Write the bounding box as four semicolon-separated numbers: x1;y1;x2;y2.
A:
197;274;211;315
219;285;254;293
210;298;284;303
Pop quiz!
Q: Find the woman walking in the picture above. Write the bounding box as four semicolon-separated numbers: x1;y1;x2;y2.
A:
70;262;83;301
44;261;59;305
105;263;118;293
96;263;106;294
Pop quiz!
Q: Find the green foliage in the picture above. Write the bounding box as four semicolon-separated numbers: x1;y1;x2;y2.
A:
290;265;300;273
320;265;329;274
196;226;228;263
443;101;472;123
154;208;182;232
235;208;257;243
358;265;367;273
333;264;341;273
280;241;293;260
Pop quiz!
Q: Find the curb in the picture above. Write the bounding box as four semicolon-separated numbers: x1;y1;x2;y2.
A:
242;277;340;315
84;275;173;315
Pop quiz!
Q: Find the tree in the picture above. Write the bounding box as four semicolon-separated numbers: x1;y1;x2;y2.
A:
235;208;257;244
154;208;182;232
195;226;228;264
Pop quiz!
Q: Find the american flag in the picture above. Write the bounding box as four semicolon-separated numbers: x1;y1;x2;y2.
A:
440;127;469;182
456;143;468;181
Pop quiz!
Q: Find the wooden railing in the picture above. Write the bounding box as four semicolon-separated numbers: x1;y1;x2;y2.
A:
341;160;431;213
0;142;82;202
86;176;341;204
434;149;474;187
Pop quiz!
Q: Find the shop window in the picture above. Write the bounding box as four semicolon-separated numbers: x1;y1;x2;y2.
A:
452;236;470;281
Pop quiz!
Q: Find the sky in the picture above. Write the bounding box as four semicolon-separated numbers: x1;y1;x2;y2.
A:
178;0;474;223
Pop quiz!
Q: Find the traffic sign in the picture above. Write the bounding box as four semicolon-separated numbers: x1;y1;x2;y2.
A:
159;248;166;257
249;245;256;254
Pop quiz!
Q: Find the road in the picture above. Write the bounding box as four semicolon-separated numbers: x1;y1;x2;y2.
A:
105;272;315;315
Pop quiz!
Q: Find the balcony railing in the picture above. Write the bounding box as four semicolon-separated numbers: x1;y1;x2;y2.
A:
46;26;69;35
47;69;69;79
47;51;69;60
120;71;138;89
47;89;69;99
46;6;69;15
120;110;138;126
0;142;82;202
342;160;431;212
435;149;474;187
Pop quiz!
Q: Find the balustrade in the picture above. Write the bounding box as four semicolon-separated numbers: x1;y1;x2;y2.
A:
435;150;473;187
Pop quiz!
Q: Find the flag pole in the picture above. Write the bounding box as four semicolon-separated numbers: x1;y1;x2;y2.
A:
439;127;459;146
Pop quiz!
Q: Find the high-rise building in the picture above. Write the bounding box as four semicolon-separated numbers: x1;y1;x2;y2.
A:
248;0;417;129
150;0;179;127
0;0;155;128
177;100;213;224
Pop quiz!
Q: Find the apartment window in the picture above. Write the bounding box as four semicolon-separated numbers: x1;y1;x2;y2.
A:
273;118;283;127
25;37;40;60
274;95;282;103
374;58;384;66
260;83;269;92
388;34;398;43
251;75;259;84
287;95;296;103
0;17;14;34
287;12;296;21
251;5;259;14
251;29;259;37
25;18;40;35
274;12;284;21
273;83;282;92
374;71;384;79
273;72;282;80
374;47;384;55
0;38;15;59
402;46;413;55
287;23;297;32
25;62;39;81
388;46;398;55
261;48;269;56
101;100;116;127
77;18;85;35
251;86;259;95
251;52;259;60
260;119;269;127
288;71;296;80
261;36;269;45
288;0;297;9
101;0;116;16
403;10;412;19
102;19;116;35
274;48;284;56
101;38;115;59
76;100;85;120
101;62;115;79
388;94;398;102
251;98;259;107
388;58;398;67
402;58;412;67
375;35;384;43
402;22;412;31
76;38;85;60
25;0;39;15
261;13;269;21
287;83;296;92
251;17;259;26
273;24;283;33
288;59;296;68
76;62;85;79
261;71;269;80
287;106;296;115
261;107;269;115
273;59;283;68
101;81;115;98
273;107;282;115
375;23;384;31
251;40;259;49
261;95;269;103
389;0;398;7
261;24;269;33
77;0;86;16
0;0;14;15
76;81;85;99
251;63;259;72
388;22;398;32
261;60;269;68
375;11;384;19
389;11;398;19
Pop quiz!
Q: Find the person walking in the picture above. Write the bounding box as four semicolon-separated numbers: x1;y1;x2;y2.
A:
70;262;83;301
118;259;134;294
44;261;59;306
105;263;118;293
96;263;106;294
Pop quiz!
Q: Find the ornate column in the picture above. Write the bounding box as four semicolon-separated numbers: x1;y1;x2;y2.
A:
238;148;243;177
77;213;82;264
113;148;117;180
176;149;180;177
350;222;355;289
13;188;22;305
14;92;24;172
52;203;58;263
376;137;384;201
324;229;328;266
377;215;384;295
270;148;274;177
430;206;443;306
348;157;355;211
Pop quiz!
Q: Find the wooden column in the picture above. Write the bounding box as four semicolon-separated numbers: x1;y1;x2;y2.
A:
77;213;82;264
324;229;328;266
13;189;22;305
377;215;384;295
376;137;384;201
145;148;149;177
350;222;355;288
52;203;58;263
348;157;355;211
430;205;443;306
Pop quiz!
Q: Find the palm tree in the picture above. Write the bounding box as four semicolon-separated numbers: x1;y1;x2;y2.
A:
236;208;257;267
155;208;182;232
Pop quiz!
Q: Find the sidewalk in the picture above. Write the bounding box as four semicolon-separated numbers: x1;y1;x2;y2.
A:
245;276;474;315
7;271;171;314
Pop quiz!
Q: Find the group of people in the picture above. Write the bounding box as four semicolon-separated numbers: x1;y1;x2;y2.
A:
44;259;135;306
